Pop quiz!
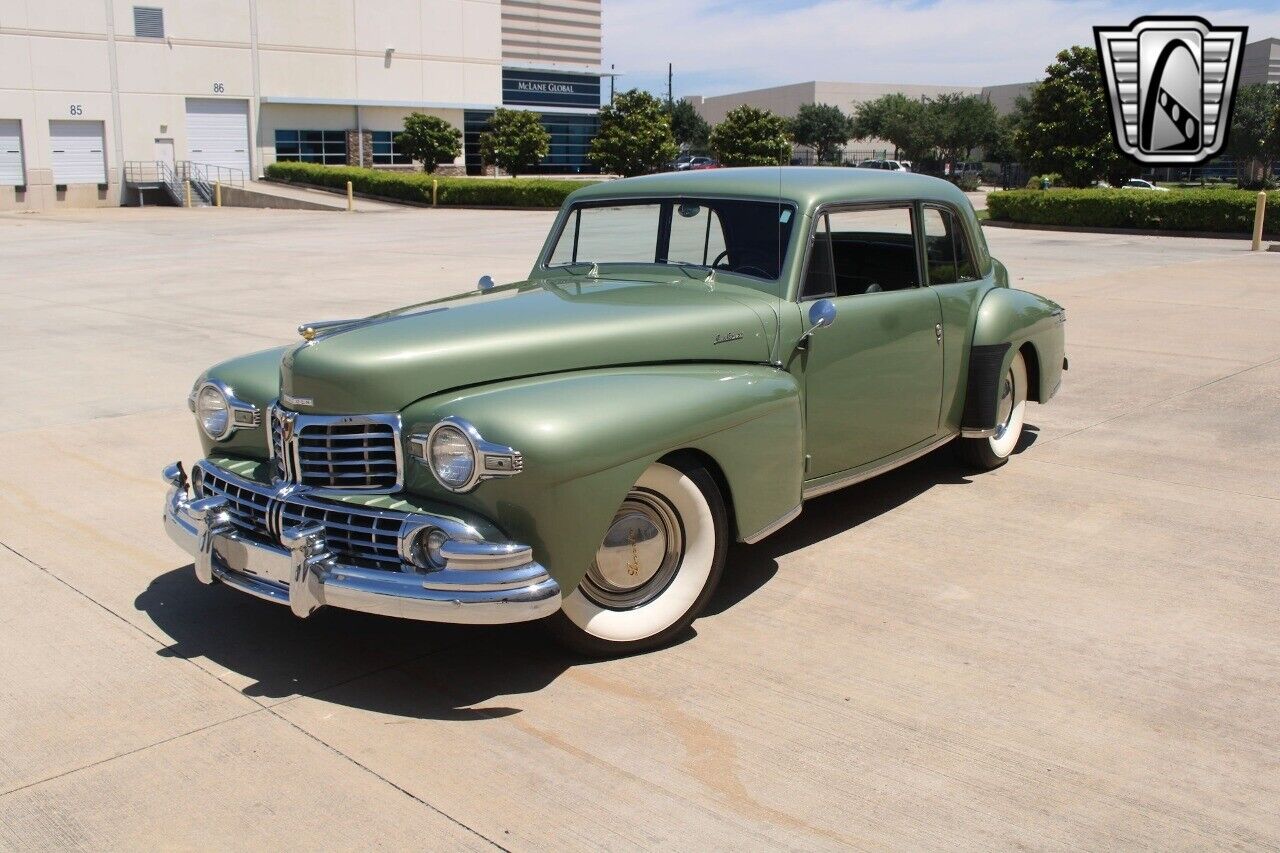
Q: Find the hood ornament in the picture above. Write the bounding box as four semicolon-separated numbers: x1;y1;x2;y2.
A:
296;318;361;343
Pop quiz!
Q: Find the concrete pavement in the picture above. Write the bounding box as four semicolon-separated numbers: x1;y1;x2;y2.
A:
0;206;1277;850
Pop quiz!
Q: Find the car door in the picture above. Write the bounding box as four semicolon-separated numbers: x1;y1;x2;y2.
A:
800;203;944;480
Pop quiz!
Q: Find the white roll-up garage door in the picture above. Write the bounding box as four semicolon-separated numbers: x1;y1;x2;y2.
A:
50;120;107;184
185;99;250;175
0;120;24;186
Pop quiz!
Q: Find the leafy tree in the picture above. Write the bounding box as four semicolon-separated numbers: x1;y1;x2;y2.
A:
394;112;462;173
1228;83;1280;188
588;89;679;176
1013;46;1137;187
851;93;936;163
709;105;791;166
928;93;999;172
985;104;1026;165
790;102;854;164
479;108;550;177
670;98;711;150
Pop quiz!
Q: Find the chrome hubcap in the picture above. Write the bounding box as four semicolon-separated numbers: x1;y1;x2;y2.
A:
582;490;684;610
993;368;1015;440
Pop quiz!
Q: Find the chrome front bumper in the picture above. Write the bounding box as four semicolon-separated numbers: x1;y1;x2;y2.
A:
162;462;561;624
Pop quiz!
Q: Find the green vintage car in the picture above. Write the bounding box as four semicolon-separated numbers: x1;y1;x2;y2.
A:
163;168;1066;655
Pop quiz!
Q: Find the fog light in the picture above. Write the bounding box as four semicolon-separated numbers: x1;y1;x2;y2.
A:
402;525;450;570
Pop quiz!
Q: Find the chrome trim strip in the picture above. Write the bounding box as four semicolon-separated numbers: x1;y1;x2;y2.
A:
165;462;561;625
742;503;802;544
960;427;997;438
802;433;957;500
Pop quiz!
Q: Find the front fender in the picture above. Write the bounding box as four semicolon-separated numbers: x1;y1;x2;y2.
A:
196;346;287;458
399;365;803;592
964;288;1066;429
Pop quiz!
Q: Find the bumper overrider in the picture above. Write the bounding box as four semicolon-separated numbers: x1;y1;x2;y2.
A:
162;461;561;624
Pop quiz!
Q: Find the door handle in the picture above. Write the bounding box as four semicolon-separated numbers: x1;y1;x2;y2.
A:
935;323;943;342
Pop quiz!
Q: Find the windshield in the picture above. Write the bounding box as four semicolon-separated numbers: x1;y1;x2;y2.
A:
546;198;796;281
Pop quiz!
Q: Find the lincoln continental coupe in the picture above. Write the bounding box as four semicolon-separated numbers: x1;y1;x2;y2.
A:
164;168;1066;655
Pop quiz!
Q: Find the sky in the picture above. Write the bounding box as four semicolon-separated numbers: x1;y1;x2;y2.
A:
600;0;1280;100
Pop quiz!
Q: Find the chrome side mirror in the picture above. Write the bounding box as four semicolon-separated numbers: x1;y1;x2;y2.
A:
797;299;837;350
807;299;837;331
477;275;495;292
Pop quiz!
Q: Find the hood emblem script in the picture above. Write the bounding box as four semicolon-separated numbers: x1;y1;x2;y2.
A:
714;331;744;345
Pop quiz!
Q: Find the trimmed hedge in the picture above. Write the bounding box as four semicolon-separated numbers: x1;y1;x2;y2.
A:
263;162;594;208
987;188;1279;235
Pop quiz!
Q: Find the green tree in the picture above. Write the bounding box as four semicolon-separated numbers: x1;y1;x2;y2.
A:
928;93;999;172
851;93;936;162
588;89;679;176
479;108;550;177
985;104;1026;165
790;102;853;164
1013;45;1137;187
393;112;462;173
670;98;710;150
709;105;791;166
1228;83;1280;188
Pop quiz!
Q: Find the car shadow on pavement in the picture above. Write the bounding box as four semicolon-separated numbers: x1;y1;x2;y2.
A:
135;436;1029;720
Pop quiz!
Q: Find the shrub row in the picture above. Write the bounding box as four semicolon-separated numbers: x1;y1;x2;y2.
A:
987;188;1279;234
263;162;593;208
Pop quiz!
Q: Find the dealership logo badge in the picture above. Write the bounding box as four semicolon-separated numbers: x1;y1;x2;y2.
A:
1094;17;1247;165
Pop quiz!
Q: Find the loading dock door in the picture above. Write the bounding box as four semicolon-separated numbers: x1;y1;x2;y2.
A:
49;120;107;184
0;120;23;185
185;99;250;175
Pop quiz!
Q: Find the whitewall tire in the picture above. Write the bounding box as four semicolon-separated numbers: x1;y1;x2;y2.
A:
552;460;727;656
959;349;1028;470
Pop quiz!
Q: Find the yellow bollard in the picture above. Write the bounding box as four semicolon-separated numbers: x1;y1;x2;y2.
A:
1252;191;1267;251
215;180;222;208
184;180;192;208
346;180;354;212
432;179;438;207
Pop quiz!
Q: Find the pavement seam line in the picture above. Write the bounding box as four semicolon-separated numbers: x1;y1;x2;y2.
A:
0;707;267;799
0;539;507;849
1038;351;1280;448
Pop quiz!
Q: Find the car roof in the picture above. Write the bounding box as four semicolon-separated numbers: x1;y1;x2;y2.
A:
568;166;969;213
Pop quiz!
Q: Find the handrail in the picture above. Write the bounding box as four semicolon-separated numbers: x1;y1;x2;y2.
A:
178;160;246;190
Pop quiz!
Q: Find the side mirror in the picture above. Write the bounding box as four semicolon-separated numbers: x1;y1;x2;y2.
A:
808;299;837;330
477;275;495;292
796;299;836;352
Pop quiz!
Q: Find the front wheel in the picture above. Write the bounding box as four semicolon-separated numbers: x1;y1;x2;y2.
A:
550;461;727;657
958;349;1028;471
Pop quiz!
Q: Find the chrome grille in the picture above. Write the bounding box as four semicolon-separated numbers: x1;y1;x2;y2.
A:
279;503;403;570
194;463;410;572
270;407;402;492
195;467;273;542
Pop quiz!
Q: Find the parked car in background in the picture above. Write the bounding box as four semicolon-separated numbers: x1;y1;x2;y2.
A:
856;159;909;172
677;156;716;171
670;154;695;171
899;161;913;172
689;158;722;170
1121;178;1170;192
164;168;1066;656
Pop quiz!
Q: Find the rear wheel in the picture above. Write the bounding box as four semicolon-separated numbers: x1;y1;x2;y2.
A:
551;461;727;657
958;350;1028;471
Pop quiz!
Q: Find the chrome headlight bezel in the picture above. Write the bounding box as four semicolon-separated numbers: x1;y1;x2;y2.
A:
191;379;261;442
408;416;523;493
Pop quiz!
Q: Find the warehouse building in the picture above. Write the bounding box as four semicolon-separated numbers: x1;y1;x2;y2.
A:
0;0;603;211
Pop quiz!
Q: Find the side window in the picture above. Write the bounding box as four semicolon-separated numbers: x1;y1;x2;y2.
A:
667;202;727;266
824;206;918;296
801;214;834;299
922;206;979;285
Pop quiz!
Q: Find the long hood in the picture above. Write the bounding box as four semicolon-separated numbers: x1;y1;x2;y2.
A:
281;278;778;414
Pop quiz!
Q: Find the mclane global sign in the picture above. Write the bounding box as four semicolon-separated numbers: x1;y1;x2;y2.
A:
502;69;600;110
516;81;577;95
1095;17;1247;165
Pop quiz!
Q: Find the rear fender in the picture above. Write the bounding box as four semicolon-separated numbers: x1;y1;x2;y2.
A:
399;365;803;592
964;288;1066;430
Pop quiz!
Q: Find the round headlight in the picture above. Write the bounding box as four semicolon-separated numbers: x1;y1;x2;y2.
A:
428;425;476;490
195;384;231;440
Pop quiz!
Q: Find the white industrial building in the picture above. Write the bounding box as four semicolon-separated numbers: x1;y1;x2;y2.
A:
0;0;603;211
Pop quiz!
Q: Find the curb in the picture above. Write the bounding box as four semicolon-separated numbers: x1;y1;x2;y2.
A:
981;219;1278;241
260;178;563;211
